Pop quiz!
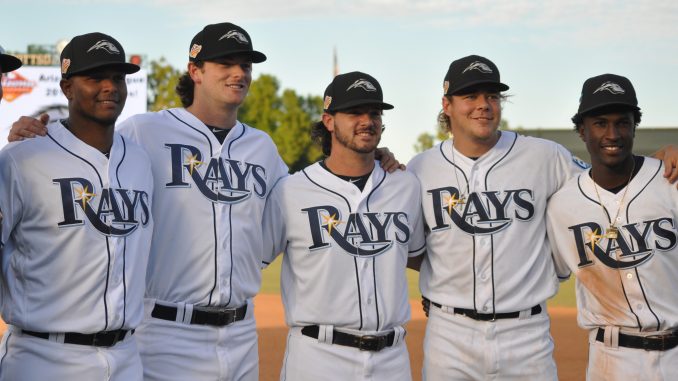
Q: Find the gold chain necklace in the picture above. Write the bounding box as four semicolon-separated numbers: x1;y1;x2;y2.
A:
591;158;635;239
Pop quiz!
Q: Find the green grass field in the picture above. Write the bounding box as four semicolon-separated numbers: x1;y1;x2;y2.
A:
261;257;577;308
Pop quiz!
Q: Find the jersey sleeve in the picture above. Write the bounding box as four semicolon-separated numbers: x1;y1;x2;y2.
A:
0;150;25;255
553;143;588;192
545;197;572;281
408;183;427;257
115;115;142;145
261;181;286;267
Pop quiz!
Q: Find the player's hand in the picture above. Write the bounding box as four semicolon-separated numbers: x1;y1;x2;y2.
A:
422;297;431;318
8;114;49;142
654;145;678;187
375;147;405;173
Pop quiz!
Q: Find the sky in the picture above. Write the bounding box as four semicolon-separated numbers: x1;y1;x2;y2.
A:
3;0;678;161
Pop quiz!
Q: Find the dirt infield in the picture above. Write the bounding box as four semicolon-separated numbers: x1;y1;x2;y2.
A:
0;297;587;380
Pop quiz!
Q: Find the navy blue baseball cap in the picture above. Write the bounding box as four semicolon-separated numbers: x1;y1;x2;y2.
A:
189;22;266;63
0;45;22;73
443;55;509;96
60;32;139;78
323;71;394;112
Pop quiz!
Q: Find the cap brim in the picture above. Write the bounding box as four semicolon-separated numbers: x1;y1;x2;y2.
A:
196;50;267;64
447;80;509;95
577;101;640;116
66;62;140;77
329;99;394;112
0;54;22;73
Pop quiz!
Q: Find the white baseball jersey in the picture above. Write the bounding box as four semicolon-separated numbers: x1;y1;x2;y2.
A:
408;131;586;313
0;120;154;333
117;108;288;307
263;162;426;332
547;157;678;332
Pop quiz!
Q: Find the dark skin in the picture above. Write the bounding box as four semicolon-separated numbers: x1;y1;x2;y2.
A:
578;111;636;189
59;68;128;153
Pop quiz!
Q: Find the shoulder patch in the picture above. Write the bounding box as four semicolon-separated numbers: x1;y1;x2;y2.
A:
572;156;590;169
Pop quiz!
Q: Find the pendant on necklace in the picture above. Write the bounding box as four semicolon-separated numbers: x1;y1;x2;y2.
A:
605;225;619;239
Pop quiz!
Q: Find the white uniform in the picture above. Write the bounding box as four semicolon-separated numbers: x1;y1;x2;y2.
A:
0;121;154;381
263;162;426;381
547;157;678;381
407;131;586;380
117;108;288;381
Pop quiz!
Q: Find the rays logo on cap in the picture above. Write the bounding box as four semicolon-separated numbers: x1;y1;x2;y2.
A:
443;80;450;94
61;58;71;74
86;40;121;55
324;95;333;109
462;61;492;74
189;44;202;58
219;30;249;44
347;79;377;92
593;81;625;95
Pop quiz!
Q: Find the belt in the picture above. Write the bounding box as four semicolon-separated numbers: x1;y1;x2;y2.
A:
151;303;247;327
22;329;133;347
595;328;678;351
431;301;542;321
301;325;397;352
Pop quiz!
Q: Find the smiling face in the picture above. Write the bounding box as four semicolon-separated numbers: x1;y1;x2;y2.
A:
190;54;253;110
578;110;635;171
443;86;502;153
60;68;127;126
323;105;384;155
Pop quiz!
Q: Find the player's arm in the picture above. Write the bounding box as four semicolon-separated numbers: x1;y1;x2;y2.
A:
0;151;25;255
261;182;287;268
407;253;424;271
375;147;405;173
7;114;50;142
545;202;572;282
651;145;678;186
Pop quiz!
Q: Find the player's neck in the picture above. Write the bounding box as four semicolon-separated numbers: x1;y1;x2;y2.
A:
63;116;115;154
186;101;238;130
324;150;375;177
451;131;500;158
591;155;637;190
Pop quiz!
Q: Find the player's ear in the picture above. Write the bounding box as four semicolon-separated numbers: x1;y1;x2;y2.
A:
441;96;452;117
60;79;73;100
577;125;585;141
322;113;335;133
187;62;203;83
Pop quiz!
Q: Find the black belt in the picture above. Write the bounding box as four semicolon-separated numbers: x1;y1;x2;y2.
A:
22;329;133;347
431;301;542;321
151;303;247;327
595;328;678;351
301;325;398;352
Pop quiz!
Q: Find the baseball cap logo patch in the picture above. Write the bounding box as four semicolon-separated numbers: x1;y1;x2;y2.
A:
443;80;450;94
347;79;377;92
593;81;625;95
462;61;493;74
219;30;249;44
324;96;333;109
189;44;202;59
86;40;121;55
61;58;71;74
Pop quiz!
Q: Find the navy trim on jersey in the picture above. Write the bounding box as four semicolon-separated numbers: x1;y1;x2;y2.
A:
224;125;247;307
281;332;292;381
577;176;612;222
365;170;387;332
115;137;128;330
408;243;426;254
302;168;364;329
47;131;112;330
626;159;662;331
483;133;517;315
439;141;470;193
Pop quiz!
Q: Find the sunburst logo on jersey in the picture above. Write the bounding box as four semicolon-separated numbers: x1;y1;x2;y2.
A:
189;44;202;59
75;186;97;210
321;213;343;236
586;228;603;252
184;154;204;175
443;193;465;214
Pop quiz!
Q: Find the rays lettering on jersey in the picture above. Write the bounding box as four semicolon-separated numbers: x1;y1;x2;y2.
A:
570;218;677;269
54;177;151;236
428;186;534;234
302;205;410;258
165;144;267;203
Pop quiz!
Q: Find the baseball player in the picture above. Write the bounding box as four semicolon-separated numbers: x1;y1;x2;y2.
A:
546;74;678;380
0;45;22;104
262;71;426;381
0;33;153;380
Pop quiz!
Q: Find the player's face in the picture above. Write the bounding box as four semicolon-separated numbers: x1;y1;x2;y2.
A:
61;68;128;126
443;90;501;144
193;55;252;109
327;106;383;154
579;111;635;169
